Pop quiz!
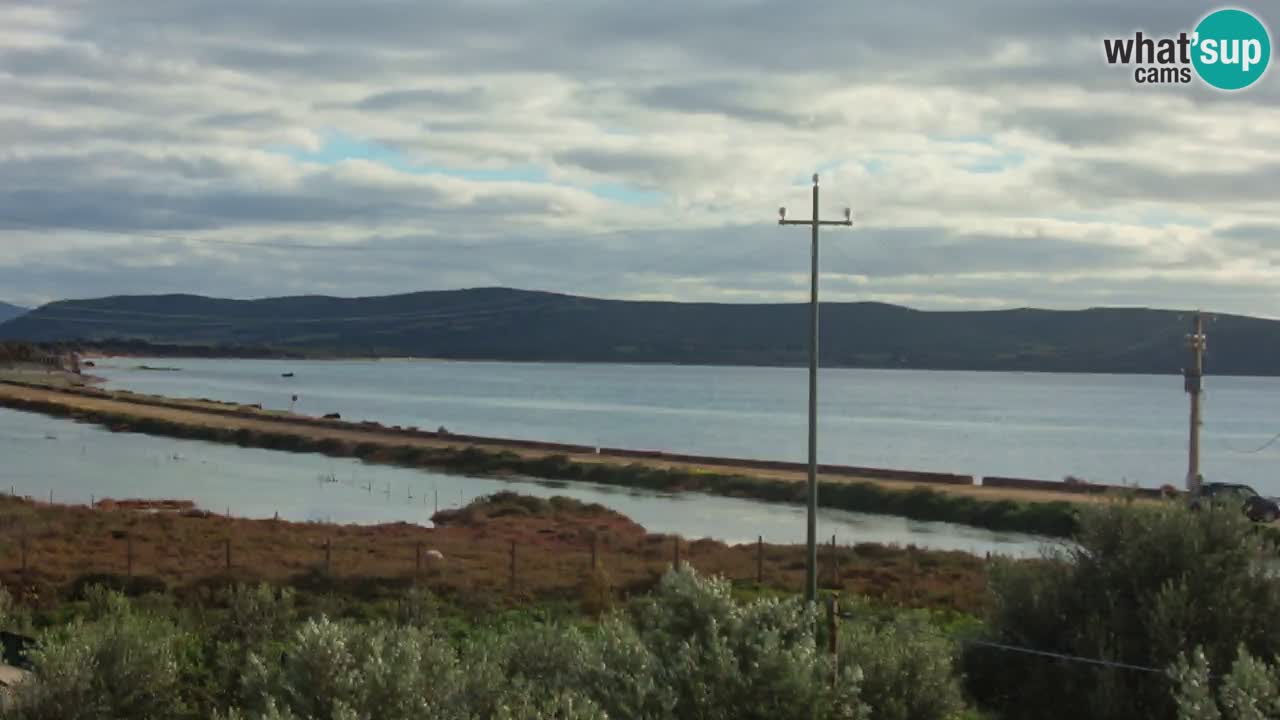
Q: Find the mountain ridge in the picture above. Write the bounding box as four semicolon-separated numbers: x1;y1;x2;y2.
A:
0;301;26;324
0;287;1272;375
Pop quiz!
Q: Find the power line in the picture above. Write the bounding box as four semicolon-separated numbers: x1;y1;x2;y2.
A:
1220;431;1280;455
959;638;1171;676
838;610;1179;679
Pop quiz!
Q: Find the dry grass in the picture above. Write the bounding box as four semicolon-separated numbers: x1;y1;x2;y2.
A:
0;494;991;615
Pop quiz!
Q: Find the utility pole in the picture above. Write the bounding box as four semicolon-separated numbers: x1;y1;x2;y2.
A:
779;173;852;604
1184;311;1206;495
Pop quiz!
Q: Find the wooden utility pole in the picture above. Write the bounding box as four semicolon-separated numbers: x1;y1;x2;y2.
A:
778;174;853;604
1184;311;1207;494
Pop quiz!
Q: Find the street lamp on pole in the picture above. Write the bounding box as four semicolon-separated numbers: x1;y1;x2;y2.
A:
779;173;852;604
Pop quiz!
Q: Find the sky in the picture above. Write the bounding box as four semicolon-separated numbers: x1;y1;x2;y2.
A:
0;1;1278;314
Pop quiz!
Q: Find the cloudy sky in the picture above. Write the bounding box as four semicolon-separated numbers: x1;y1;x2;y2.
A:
1;1;1277;314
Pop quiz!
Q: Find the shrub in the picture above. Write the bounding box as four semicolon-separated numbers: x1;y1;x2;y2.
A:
8;588;193;720
0;584;32;635
206;584;299;710
7;570;965;720
838;604;966;720
1172;646;1280;719
234;617;465;720
630;568;867;720
966;500;1280;720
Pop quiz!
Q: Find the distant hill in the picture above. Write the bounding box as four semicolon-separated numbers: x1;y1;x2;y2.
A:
0;301;25;324
0;287;1273;374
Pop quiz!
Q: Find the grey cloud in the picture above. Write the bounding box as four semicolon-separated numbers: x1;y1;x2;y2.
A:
1214;222;1280;260
553;148;698;188
1218;222;1280;243
1044;158;1280;206
353;87;490;112
196;111;291;129
626;80;843;128
62;0;1199;76
995;106;1182;147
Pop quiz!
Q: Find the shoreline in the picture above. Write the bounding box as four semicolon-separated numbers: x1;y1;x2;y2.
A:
69;349;1270;379
0;377;1118;537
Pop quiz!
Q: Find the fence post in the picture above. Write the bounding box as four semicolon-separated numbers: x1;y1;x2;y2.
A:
509;540;517;593
907;548;917;604
324;538;332;576
415;541;422;575
48;489;53;505
827;594;840;683
591;531;598;571
831;534;839;587
224;538;231;571
673;536;681;570
757;535;764;584
19;528;28;574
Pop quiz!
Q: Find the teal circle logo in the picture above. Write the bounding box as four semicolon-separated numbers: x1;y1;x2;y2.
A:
1192;9;1271;90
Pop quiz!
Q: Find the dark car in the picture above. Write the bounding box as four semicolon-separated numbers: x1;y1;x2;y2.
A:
1199;482;1280;523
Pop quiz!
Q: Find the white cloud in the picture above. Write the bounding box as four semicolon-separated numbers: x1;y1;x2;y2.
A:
0;0;1276;314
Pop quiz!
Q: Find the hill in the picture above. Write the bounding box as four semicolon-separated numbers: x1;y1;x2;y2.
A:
0;301;25;324
0;287;1273;374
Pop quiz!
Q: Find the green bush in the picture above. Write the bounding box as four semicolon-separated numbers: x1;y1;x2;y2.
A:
4;573;968;720
232;618;464;720
9;587;194;720
838;604;966;720
965;500;1280;720
1172;646;1280;719
0;584;32;635
629;569;867;720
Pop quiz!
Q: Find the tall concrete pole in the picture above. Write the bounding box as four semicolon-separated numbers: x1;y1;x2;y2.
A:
1185;311;1206;494
779;174;852;604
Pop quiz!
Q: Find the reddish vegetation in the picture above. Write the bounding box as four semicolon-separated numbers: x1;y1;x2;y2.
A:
92;498;196;512
0;493;991;614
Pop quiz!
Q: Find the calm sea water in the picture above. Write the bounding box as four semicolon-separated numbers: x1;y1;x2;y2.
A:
0;408;1044;555
95;358;1280;493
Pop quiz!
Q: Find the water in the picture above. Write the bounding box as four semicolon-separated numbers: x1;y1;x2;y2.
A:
0;408;1044;556
94;358;1280;493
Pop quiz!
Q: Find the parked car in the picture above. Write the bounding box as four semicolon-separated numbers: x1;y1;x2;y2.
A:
1199;482;1280;523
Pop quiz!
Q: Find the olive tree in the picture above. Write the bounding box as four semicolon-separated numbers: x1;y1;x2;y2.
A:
966;501;1280;720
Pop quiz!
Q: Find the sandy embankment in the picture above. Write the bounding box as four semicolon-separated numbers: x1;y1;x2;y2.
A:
0;375;1108;508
